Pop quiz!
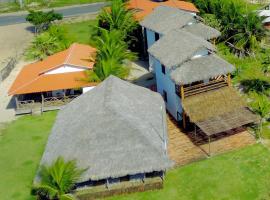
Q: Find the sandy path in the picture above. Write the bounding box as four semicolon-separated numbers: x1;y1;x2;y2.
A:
0;60;31;124
0;23;33;67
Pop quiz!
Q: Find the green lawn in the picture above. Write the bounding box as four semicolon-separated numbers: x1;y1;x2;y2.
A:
61;19;98;46
108;144;270;200
1;112;270;200
0;112;57;200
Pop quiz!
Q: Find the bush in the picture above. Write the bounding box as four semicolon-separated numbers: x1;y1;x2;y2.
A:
25;26;72;60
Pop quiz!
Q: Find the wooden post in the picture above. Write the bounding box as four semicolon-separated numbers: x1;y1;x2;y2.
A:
194;124;197;141
15;95;19;109
208;137;211;156
227;74;231;87
180;85;186;129
41;93;44;114
180;85;185;99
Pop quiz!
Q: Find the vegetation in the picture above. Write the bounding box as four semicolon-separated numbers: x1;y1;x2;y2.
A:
25;25;72;60
26;10;63;33
107;145;270;200
86;0;137;82
32;157;85;200
190;0;267;56
217;43;270;138
87;29;136;82
98;0;138;39
60;20;98;45
0;112;57;200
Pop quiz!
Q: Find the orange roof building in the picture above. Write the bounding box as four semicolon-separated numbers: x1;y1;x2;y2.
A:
127;0;199;21
9;43;97;96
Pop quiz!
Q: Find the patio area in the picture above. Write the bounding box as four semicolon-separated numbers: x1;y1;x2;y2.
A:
167;115;256;167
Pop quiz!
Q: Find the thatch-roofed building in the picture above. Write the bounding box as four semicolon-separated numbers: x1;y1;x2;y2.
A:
38;76;173;193
140;6;258;154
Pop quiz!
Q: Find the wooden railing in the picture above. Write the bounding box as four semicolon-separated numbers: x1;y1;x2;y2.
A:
17;100;35;109
176;78;229;98
43;95;79;107
16;95;79;113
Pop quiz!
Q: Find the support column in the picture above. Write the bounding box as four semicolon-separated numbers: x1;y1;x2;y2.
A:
41;93;44;113
15;95;19;109
227;74;232;87
208;136;211;156
180;85;186;129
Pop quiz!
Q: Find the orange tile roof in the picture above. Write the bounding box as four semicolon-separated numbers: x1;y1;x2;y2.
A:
9;43;97;95
127;0;199;21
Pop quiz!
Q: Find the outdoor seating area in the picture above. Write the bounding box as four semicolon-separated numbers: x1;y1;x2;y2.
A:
167;115;256;166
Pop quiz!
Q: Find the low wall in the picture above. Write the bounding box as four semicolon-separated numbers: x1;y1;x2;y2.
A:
0;57;17;82
76;177;163;200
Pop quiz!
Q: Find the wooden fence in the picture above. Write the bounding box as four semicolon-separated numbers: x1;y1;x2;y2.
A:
0;58;17;82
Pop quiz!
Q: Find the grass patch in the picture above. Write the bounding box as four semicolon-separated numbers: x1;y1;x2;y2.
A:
107;144;270;200
61;19;98;46
0;112;57;200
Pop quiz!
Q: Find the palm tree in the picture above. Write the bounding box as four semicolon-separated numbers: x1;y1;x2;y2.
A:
98;0;138;38
25;26;71;60
87;29;136;82
250;93;270;141
32;157;85;200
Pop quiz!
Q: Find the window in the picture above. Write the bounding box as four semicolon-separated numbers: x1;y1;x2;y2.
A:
161;64;166;74
163;90;167;102
155;32;160;41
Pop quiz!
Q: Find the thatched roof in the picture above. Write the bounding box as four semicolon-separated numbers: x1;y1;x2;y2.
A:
182;87;246;122
182;23;221;40
182;86;259;135
148;29;215;68
140;5;196;35
39;76;173;182
196;108;260;136
171;54;235;84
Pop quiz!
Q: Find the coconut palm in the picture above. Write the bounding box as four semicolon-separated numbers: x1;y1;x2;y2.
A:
98;0;138;38
87;29;136;82
32;157;85;200
250;93;270;141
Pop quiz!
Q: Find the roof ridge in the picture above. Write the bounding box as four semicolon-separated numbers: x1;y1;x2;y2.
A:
64;43;76;65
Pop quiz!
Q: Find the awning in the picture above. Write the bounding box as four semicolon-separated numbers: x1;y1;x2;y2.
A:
196;108;260;136
182;87;259;136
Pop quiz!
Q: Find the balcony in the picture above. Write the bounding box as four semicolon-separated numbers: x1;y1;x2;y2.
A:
176;76;230;98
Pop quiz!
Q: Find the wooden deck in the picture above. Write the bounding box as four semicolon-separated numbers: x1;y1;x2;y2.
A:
167;115;256;167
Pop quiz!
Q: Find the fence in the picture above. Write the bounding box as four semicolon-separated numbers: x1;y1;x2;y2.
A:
0;58;17;82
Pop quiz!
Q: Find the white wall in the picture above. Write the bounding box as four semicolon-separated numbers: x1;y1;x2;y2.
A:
153;58;183;121
83;86;95;94
45;65;86;75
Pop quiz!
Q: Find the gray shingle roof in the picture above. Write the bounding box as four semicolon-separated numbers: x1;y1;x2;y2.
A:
182;23;221;40
140;5;196;35
171;54;235;84
148;29;215;68
39;76;173;182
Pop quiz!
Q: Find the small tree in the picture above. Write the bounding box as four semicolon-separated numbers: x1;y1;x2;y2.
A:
87;29;136;82
98;0;138;39
25;26;71;60
250;93;270;141
26;10;63;34
32;157;85;200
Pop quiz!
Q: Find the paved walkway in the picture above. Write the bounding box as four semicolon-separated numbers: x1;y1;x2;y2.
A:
167;115;257;167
